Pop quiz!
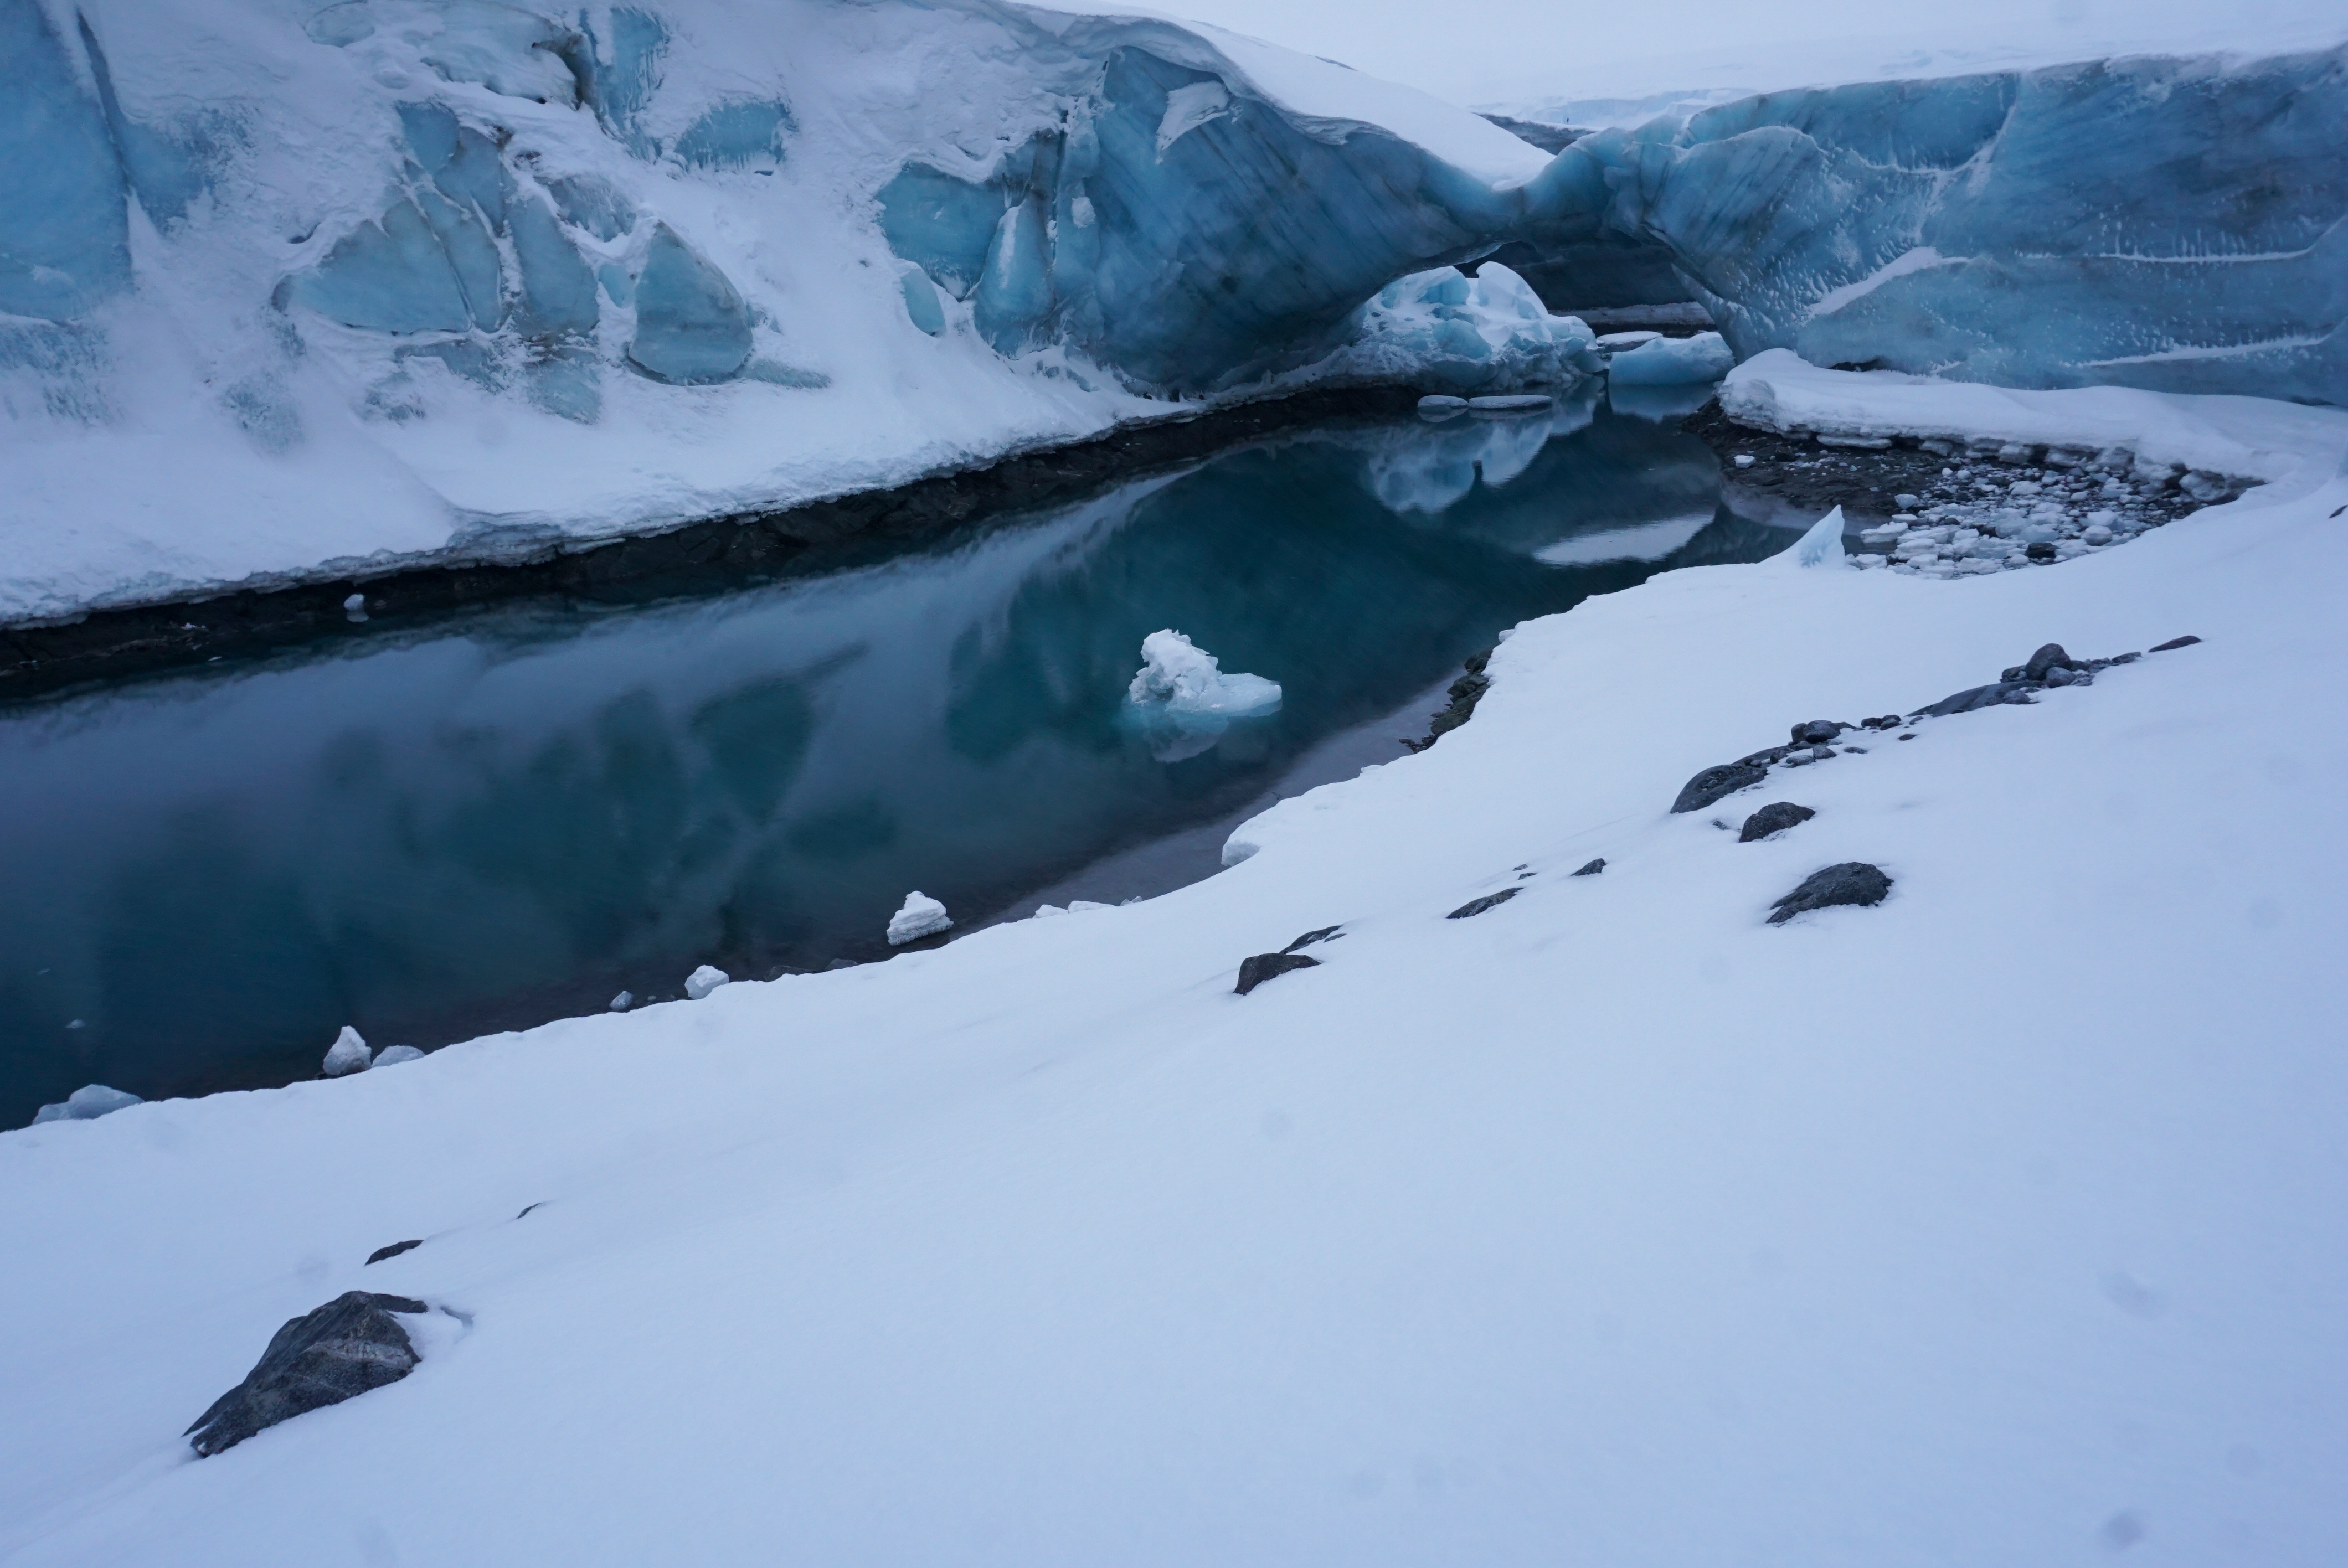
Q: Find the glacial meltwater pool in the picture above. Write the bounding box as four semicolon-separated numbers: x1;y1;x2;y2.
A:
1;389;1806;1125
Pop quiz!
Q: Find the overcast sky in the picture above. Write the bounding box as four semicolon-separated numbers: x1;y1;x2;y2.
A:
1130;0;2348;109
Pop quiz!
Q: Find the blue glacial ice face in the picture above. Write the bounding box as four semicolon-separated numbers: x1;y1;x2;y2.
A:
896;262;946;336
877;162;1019;301
78;15;210;226
1542;47;2348;402
508;191;598;338
569;4;668;157
286;194;477;333
546;175;634;241
673;99;793;172
627;223;753;384
0;0;132;321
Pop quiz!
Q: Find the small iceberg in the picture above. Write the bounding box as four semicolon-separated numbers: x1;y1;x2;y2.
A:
888;891;953;946
322;1025;372;1077
32;1084;142;1125
684;965;732;1000
1125;630;1281;718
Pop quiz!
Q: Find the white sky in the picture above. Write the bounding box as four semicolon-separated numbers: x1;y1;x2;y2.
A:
1127;0;2348;109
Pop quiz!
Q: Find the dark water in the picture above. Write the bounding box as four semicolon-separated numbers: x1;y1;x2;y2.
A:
0;387;1801;1125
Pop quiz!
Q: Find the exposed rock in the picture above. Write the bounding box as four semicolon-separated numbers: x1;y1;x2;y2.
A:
1572;858;1605;876
1446;888;1521;919
1281;925;1343;955
1790;720;1846;746
365;1239;423;1266
1739;802;1816;842
2023;643;2079;682
1235;952;1320;996
185;1292;429;1457
1860;715;1903;730
1768;862;1893;925
1912;681;2038;718
1404;648;1496;751
1671;760;1768;813
2150;635;2202;652
321;1025;372;1077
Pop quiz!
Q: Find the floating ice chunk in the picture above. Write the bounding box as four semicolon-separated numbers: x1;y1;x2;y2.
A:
888;892;953;946
684;965;731;1000
1068;900;1115;913
373;1045;426;1066
1125;630;1281;718
1469;394;1551;412
1606;331;1736;385
30;1084;142;1125
1790;506;1849;568
610;991;634;1011
1418;395;1468;417
1032;904;1067;919
322;1026;372;1077
1595;331;1662;353
1331;265;1600;393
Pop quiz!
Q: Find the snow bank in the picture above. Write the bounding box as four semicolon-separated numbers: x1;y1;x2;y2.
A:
5;388;2344;1563
1723;350;2348;485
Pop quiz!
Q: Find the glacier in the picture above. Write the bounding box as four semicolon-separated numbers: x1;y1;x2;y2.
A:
0;0;2342;623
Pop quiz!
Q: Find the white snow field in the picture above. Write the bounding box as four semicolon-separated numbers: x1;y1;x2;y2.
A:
4;384;2345;1564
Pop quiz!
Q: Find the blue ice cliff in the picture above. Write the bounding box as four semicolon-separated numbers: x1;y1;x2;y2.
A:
0;0;2340;623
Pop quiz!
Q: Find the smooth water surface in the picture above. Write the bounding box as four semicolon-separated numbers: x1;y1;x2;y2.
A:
1;390;1803;1124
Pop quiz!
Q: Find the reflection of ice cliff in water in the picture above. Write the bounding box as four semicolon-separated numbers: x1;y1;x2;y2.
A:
0;407;1795;1122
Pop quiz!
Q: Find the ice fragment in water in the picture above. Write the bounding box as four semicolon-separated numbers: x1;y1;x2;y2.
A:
610;990;634;1010
322;1025;372;1076
1125;630;1281;718
30;1084;142;1125
1606;332;1734;385
683;964;730;1000
373;1045;425;1066
887;891;952;945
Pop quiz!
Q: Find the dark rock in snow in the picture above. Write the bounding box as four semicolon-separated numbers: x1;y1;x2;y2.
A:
2023;643;2079;682
1235;952;1321;996
1446;887;1522;919
2150;635;2202;652
1572;858;1605;876
1861;715;1903;730
1739;802;1816;842
1768;862;1893;924
2025;542;2058;561
186;1292;429;1457
1737;745;1790;767
364;1239;422;1266
1281;925;1343;955
1912;681;2038;718
1790;720;1845;745
1671;760;1768;813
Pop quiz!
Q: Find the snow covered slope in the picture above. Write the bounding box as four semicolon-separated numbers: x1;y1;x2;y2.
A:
4;388;2344;1563
0;0;1558;625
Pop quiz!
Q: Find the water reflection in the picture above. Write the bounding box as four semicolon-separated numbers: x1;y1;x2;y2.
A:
0;398;1798;1122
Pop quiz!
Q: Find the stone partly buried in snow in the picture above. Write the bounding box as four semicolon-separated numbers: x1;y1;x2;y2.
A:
1446;886;1521;919
1768;863;1893;925
1671;760;1769;814
185;1292;430;1457
626;225;754;385
1739;802;1816;842
1235;952;1320;996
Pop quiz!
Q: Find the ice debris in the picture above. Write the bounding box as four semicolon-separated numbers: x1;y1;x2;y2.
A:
322;1025;372;1077
887;892;952;946
1605;332;1734;386
30;1084;142;1125
1790;506;1848;568
683;965;730;1000
1326;266;1601;394
1126;631;1281;718
373;1045;425;1066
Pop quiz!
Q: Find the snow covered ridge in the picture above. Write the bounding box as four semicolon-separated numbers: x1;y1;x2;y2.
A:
1528;46;2348;404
